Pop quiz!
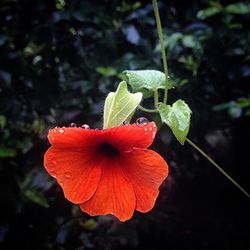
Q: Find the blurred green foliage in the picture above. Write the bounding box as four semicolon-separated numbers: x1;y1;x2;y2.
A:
0;0;250;249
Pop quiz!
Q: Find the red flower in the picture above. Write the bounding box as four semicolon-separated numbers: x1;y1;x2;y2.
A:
44;121;168;221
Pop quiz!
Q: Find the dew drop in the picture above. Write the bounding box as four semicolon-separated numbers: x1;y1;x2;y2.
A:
70;123;77;127
136;117;149;126
58;128;65;134
65;172;71;179
52;160;57;165
124;150;132;153
152;191;157;196
81;124;90;129
122;120;129;125
51;137;55;141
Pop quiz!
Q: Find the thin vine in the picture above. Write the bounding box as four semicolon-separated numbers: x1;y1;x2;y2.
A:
152;0;250;199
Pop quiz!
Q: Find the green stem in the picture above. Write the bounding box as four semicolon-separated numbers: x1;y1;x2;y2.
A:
186;138;250;199
138;105;159;113
152;0;169;104
154;90;159;108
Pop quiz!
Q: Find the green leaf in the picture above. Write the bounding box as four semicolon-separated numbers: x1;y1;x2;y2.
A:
159;100;191;144
96;66;117;76
0;147;17;158
23;42;45;57
32;119;45;134
166;33;183;51
123;70;173;98
213;102;233;111
154;33;182;53
182;35;197;48
225;2;250;14
24;190;49;208
55;0;65;10
0;115;6;129
103;81;142;128
82;219;98;230
197;7;221;20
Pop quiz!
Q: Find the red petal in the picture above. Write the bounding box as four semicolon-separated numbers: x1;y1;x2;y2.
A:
44;146;101;204
80;157;136;222
122;149;168;212
103;122;157;151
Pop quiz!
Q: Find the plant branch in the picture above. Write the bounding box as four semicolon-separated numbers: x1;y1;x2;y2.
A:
138;105;159;113
186;137;250;199
154;90;159;108
152;0;169;104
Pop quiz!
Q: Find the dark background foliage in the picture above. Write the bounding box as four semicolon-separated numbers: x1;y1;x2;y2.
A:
0;0;250;249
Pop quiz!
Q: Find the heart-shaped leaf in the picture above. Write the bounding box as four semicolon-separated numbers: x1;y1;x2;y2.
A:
159;100;191;144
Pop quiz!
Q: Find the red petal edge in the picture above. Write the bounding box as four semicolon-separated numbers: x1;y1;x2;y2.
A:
122;149;169;212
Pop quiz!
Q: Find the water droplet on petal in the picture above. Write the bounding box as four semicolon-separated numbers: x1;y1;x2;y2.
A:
136;117;149;126
65;172;71;179
124;150;132;153
152;191;157;196
123;120;129;125
58;128;65;134
70;123;77;127
51;137;55;141
81;124;90;129
52;160;57;165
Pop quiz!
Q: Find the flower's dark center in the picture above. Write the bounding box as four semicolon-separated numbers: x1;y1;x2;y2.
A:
98;142;120;157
